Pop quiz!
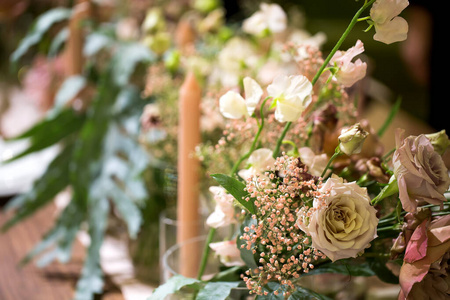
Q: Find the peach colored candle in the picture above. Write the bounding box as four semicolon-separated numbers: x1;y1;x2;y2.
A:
66;0;91;76
177;71;202;278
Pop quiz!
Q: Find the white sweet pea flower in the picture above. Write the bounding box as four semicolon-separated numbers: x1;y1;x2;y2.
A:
219;77;263;119
206;186;237;228
238;148;275;181
298;147;328;177
370;0;409;44
267;74;313;122
209;240;245;267
330;40;367;87
242;3;287;36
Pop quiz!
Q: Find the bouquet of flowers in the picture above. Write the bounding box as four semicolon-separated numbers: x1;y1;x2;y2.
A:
150;1;450;299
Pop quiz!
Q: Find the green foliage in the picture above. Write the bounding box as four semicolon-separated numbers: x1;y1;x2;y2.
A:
147;274;242;300
10;7;72;65
211;173;255;214
3;16;157;298
236;214;259;271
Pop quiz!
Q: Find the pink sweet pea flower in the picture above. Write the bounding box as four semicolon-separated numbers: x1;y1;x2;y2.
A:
330;40;367;87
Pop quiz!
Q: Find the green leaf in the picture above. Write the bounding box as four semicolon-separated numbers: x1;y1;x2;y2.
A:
2;143;73;230
147;275;200;300
51;75;87;114
367;259;399;284
196;281;241;300
74;195;110;300
10;7;72;64
4;108;85;162
48;26;68;57
377;96;402;137
211;173;255;214
237;214;259;270
83;32;114;57
21;198;85;266
289;287;333;300
108;179;143;238
210;266;244;282
112;42;155;86
305;258;376;277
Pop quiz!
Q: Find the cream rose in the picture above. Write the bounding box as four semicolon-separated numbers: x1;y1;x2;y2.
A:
297;175;378;261
393;129;450;213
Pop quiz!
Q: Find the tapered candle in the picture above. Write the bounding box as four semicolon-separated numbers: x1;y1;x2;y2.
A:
177;71;202;278
66;0;91;76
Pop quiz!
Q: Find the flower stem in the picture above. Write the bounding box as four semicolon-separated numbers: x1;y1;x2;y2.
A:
197;227;216;280
198;98;270;280
230;97;270;175
272;0;376;159
272;121;292;158
321;146;341;179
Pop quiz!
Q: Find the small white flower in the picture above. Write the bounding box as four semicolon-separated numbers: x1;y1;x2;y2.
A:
209;240;245;267
370;0;409;44
298;147;328;177
267;74;313;122
238;148;275;181
330;40;367;87
206;186;237;228
219;77;263;119
242;3;287;36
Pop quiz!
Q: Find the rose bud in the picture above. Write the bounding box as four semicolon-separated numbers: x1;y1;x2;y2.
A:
425;129;450;155
338;123;369;156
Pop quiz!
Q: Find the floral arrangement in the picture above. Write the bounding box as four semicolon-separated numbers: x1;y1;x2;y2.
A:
151;1;450;300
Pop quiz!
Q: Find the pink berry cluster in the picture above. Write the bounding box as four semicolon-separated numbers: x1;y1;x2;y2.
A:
239;154;328;296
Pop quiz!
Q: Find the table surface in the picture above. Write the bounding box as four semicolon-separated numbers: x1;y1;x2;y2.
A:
0;197;125;300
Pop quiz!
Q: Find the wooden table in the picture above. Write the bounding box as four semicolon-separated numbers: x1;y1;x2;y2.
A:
0;196;124;300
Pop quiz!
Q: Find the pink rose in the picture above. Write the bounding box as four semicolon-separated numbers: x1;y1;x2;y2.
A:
398;215;450;299
393;129;450;213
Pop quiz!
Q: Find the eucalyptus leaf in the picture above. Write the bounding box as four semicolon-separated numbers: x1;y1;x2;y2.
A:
74;196;110;300
48;26;69;57
108;180;143;238
211;173;255;214
52;75;87;113
2;143;72;230
3;108;85;163
10;7;72;64
83;32;114;57
196;281;241;300
112;42;155;86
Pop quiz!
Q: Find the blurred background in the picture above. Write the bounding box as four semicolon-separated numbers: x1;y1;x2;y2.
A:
0;0;442;299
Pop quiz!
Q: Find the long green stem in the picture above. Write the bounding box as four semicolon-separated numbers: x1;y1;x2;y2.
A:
311;0;376;86
272;0;376;159
197;227;216;280
230;97;270;175
321;146;341;178
198;97;270;280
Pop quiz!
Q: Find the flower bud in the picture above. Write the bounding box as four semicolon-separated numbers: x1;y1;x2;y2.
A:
141;7;166;34
142;32;171;55
425;130;450;155
338;123;369;155
193;0;221;14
